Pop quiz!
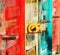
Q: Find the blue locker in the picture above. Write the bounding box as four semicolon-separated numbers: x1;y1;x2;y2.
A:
39;0;52;55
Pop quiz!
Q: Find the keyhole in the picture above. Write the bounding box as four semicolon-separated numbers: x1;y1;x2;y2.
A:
30;26;36;31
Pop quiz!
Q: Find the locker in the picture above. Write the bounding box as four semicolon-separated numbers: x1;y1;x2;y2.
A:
39;0;52;55
25;0;38;55
0;0;25;55
52;0;60;54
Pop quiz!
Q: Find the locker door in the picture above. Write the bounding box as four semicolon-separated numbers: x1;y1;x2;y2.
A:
25;0;38;55
39;0;52;55
1;0;25;55
52;0;60;55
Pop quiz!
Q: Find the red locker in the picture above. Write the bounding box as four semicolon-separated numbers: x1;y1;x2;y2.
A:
52;0;60;54
0;0;25;55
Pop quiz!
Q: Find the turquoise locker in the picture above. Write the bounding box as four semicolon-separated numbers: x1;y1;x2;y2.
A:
39;0;52;55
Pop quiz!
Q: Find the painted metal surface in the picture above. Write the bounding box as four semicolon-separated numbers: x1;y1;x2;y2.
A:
39;0;52;55
25;0;38;55
0;0;25;55
52;0;60;54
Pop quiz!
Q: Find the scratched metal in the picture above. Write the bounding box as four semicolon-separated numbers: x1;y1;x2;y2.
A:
52;0;60;54
39;0;52;55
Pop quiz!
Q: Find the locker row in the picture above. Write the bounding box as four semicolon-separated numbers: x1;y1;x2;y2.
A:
25;0;60;55
0;0;60;55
